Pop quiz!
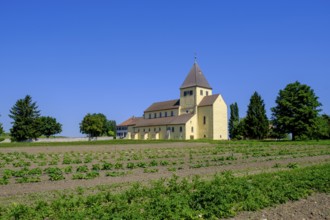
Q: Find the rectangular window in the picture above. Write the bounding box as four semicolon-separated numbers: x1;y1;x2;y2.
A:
160;112;162;118
180;126;182;132
154;128;156;132
190;90;193;95
206;91;209;96
165;112;167;117
159;127;161;131
184;91;187;96
171;111;174;116
191;127;194;132
149;114;151;119
200;90;203;95
172;127;174;132
154;113;157;118
203;116;206;125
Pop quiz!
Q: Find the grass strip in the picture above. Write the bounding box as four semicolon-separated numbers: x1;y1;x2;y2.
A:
0;163;329;219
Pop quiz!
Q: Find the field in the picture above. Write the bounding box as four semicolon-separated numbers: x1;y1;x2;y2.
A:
0;140;329;219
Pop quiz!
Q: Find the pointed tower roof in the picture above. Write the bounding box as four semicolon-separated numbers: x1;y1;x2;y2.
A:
180;62;212;89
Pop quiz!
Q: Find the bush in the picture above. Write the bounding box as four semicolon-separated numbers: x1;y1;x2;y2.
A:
76;165;89;173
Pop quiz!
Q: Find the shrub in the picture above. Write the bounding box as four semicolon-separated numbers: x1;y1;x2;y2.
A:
144;168;158;173
287;163;299;169
92;164;101;171
102;162;113;170
149;160;158;167
136;162;147;168
114;162;123;169
76;165;89;173
126;162;135;169
44;167;64;181
63;166;73;173
105;171;127;177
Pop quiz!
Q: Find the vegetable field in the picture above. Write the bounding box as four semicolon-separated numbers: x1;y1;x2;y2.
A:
0;141;329;219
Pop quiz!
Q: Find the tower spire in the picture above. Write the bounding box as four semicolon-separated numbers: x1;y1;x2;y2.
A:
194;52;197;63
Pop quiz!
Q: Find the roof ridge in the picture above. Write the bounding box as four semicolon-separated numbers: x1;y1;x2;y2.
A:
180;62;212;89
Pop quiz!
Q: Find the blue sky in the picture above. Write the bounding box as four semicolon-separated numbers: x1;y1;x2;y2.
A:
1;1;329;137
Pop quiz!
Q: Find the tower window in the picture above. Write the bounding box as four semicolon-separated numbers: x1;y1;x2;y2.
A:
200;90;203;95
184;90;193;96
149;114;151;119
165;112;168;117
171;111;174;116
160;112;162;118
206;91;209;96
154;113;157;118
203;116;206;125
191;127;194;132
180;126;182;132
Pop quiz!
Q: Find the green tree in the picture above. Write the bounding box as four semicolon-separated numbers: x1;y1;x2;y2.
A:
9;95;41;142
312;114;330;140
236;117;247;140
271;81;322;140
228;103;240;139
244;92;269;139
106;120;117;137
37;116;62;138
80;113;107;140
0;115;3;136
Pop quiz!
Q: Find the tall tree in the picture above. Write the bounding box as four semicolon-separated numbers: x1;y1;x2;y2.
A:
245;92;269;139
80;113;107;140
312;114;330;140
37;116;62;138
9;95;40;141
228;103;240;139
0;120;3;136
271;81;322;140
106;120;117;137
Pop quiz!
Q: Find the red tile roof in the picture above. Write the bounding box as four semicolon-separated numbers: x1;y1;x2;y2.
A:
144;99;180;113
117;117;143;126
198;94;219;107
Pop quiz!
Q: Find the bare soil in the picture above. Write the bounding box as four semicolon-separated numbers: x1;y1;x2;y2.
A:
228;193;330;220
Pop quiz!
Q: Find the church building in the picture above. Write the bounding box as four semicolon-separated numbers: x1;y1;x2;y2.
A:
117;61;228;140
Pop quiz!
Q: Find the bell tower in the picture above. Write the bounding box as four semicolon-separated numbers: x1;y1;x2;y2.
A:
179;61;212;115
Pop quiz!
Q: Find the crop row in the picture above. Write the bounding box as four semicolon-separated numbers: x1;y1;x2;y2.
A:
1;145;328;169
0;163;328;219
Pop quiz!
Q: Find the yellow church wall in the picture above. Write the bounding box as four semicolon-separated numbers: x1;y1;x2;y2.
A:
185;114;198;140
212;95;228;140
127;125;187;140
198;106;214;139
